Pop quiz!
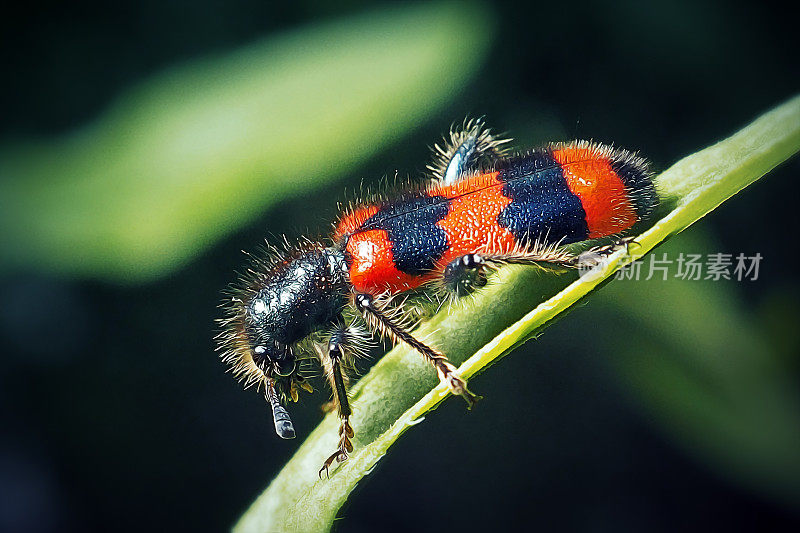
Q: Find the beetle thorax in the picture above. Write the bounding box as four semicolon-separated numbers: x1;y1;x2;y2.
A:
244;246;347;373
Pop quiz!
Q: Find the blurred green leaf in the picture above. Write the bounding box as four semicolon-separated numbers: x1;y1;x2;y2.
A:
234;95;800;533
0;2;494;283
595;231;800;506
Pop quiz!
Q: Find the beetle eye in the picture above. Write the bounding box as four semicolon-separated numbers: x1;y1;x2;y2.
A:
252;345;268;365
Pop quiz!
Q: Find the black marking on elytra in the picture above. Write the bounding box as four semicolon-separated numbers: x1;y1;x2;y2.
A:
496;150;589;245
359;193;451;276
610;156;658;221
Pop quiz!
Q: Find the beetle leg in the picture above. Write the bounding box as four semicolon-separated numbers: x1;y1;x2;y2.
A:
318;332;355;478
355;293;480;408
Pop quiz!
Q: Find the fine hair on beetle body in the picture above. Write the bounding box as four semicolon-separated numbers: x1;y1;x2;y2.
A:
215;118;658;477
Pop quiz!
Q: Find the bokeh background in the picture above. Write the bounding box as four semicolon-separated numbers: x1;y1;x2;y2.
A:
1;1;799;531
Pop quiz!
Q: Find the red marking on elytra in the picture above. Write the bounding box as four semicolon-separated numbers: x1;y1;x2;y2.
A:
345;229;431;294
335;204;379;240
435;171;516;265
551;147;637;238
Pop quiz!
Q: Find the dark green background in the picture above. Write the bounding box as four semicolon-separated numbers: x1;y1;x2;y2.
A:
1;1;798;531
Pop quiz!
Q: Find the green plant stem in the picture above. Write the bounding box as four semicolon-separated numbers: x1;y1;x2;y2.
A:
234;94;800;533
